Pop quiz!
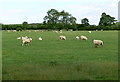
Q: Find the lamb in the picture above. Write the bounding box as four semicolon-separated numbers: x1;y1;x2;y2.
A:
17;37;21;39
76;36;79;40
38;37;42;40
21;36;28;40
88;31;91;33
79;35;88;40
93;39;103;48
59;35;66;40
60;30;62;33
22;38;32;46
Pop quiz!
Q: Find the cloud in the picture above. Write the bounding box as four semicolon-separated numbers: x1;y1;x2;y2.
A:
0;0;118;24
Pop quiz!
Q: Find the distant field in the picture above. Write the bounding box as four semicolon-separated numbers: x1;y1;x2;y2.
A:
2;30;118;80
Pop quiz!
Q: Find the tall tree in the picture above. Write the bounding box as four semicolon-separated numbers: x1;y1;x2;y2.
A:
81;18;89;26
22;21;28;30
43;9;77;30
43;9;59;29
99;12;116;26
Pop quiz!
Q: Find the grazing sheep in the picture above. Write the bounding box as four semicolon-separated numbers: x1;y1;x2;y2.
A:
17;37;21;39
7;30;10;32
22;38;32;46
93;39;103;48
59;35;66;40
76;36;79;40
79;35;88;40
101;29;103;31
21;36;28;40
55;31;58;33
60;30;62;33
38;37;42;40
88;31;91;33
12;30;17;32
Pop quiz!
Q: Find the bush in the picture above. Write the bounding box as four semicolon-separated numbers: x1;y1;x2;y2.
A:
16;27;22;31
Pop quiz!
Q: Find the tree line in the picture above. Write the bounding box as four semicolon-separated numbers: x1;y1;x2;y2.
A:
1;9;119;31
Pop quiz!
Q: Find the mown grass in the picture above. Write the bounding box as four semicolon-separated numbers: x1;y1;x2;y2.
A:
2;30;118;80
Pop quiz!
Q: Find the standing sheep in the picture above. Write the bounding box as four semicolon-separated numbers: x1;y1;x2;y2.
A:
22;38;32;46
88;31;91;33
79;35;88;40
38;37;43;40
76;36;79;40
93;39;103;48
59;35;66;40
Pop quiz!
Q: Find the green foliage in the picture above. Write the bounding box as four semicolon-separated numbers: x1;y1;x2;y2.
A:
16;27;22;31
43;9;77;30
22;21;29;30
81;18;90;26
1;10;118;31
99;12;117;26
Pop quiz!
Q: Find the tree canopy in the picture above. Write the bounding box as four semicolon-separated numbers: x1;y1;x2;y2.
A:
43;9;77;30
81;18;89;26
99;12;117;26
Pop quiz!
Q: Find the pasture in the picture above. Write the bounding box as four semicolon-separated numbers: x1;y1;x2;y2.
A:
2;30;118;80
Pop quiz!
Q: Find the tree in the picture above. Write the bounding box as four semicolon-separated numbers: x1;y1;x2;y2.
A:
81;18;89;26
43;9;77;30
43;9;59;29
99;12;117;26
22;21;29;30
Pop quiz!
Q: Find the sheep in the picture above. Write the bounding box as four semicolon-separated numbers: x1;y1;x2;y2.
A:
17;37;21;39
88;31;91;33
22;38;32;46
76;36;79;40
21;36;28;40
60;30;62;33
59;35;66;40
38;37;42;40
12;30;17;32
93;39;103;48
7;30;10;32
79;35;88;40
55;31;58;33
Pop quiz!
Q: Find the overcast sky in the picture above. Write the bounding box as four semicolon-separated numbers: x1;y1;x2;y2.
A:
0;0;118;25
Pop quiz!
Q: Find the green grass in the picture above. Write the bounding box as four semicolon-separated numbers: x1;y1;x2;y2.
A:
2;30;118;80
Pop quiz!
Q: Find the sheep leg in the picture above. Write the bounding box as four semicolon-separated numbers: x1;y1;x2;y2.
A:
101;45;103;47
22;43;24;46
95;45;97;48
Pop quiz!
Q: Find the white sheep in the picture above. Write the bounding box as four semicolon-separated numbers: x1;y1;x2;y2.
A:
12;30;17;32
21;36;28;40
59;35;66;40
55;31;58;33
79;35;88;40
76;36;79;40
93;39;103;48
17;37;21;39
38;37;42;40
60;30;62;33
22;38;32;46
88;31;91;33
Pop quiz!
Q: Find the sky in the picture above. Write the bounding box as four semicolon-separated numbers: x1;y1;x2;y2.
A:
0;0;119;25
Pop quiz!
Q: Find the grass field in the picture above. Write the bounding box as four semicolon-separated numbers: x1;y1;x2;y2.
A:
2;30;118;80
